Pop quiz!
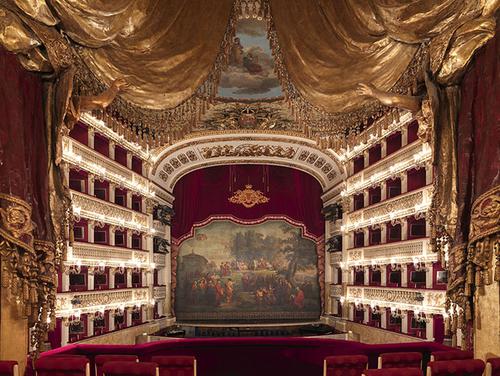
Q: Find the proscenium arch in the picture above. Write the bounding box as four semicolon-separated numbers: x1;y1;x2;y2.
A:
150;133;346;194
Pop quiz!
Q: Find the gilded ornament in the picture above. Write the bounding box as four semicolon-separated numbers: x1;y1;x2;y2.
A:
228;184;269;208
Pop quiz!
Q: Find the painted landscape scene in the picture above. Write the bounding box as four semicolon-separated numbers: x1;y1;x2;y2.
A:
175;220;320;321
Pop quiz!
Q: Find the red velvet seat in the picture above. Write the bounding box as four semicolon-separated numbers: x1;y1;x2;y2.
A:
102;361;158;376
430;350;473;362
363;368;422;376
151;356;196;376
427;359;485;376
378;352;422;369
35;355;90;376
0;361;18;376
486;357;500;376
95;355;139;376
324;355;368;376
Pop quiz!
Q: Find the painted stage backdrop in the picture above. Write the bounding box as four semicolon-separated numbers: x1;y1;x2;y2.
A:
175;219;321;322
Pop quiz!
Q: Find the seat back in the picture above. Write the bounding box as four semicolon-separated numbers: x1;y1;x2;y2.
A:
363;368;422;376
379;352;422;369
324;355;368;376
95;355;139;376
427;359;485;376
102;361;158;376
430;350;473;362
151;356;196;376
486;357;500;376
35;355;90;376
0;361;18;376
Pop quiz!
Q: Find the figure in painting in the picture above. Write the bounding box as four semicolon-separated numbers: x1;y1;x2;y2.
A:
293;287;305;309
226;278;234;303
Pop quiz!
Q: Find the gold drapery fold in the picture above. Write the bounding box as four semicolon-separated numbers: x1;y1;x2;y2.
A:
268;0;487;113
49;0;234;109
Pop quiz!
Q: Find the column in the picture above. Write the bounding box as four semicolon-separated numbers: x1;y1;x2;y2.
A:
126;152;132;170
332;299;339;315
157;300;164;317
141;305;148;322
349;268;355;285
88;271;95;291
401;127;408;146
126;269;132;288
141;197;147;214
426;315;434;341
363;306;369;324
126;191;132;209
425;164;433;185
87;174;95;196
381;309;387;329
363;228;369;247
363;150;369;168
401;264;408;287
402;220;409;241
425;218;431;238
363;190;369;207
109;183;116;204
88;128;95;149
109;268;115;289
62;270;70;292
401;311;409;334
109;226;116;246
108;311;115;331
87;315;94;338
109;141;115;160
332;267;339;285
426;264;433;289
126;308;132;327
380;223;387;243
61;319;69;347
142;269;148;287
401;173;408;194
126;230;132;248
380;181;387;201
349;304;354;321
381;266;387;286
62;163;70;186
141;234;147;251
364;266;370;286
88;221;95;243
142;162;149;177
381;139;387;158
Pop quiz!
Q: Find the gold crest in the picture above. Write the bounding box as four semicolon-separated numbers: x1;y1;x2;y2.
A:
228;184;269;208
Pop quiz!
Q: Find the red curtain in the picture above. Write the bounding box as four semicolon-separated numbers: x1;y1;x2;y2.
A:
0;47;51;241
455;23;499;244
171;165;324;240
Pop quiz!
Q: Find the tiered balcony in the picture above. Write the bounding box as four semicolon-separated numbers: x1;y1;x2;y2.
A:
345;238;435;267
344;142;431;196
56;287;150;317
68;242;150;267
62;136;153;198
343;185;432;232
71;190;150;233
345;285;446;315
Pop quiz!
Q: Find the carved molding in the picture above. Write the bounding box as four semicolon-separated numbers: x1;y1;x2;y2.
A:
69;242;150;266
151;134;346;192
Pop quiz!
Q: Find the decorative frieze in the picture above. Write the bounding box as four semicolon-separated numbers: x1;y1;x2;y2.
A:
330;285;343;297
153;253;166;267
153;286;167;300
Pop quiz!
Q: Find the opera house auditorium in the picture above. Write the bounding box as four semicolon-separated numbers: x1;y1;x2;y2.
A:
0;1;499;375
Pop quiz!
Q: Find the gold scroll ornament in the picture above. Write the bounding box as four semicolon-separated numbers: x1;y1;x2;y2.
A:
228;184;269;208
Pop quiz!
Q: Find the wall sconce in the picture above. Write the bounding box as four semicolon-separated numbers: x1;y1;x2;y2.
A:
68;260;82;274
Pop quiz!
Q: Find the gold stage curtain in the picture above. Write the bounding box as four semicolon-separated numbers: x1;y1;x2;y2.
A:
268;0;485;113
45;0;234;109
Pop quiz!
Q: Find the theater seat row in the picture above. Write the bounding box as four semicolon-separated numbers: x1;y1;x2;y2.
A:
29;354;196;376
324;350;500;376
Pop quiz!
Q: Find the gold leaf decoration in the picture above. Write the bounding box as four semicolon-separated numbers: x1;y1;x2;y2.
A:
228;184;269;208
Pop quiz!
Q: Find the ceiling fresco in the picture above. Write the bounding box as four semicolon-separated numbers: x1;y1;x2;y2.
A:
218;18;282;100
